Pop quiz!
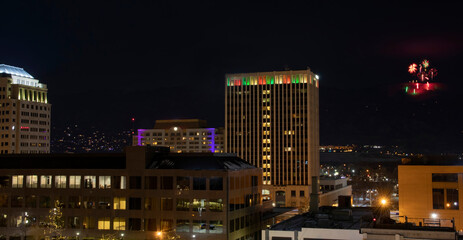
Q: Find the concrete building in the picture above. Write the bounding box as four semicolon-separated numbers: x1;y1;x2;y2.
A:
0;64;51;154
134;119;224;153
399;158;463;231
225;70;320;208
319;177;352;207
262;207;456;240
0;146;262;240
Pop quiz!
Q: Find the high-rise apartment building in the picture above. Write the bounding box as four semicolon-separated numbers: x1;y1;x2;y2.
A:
134;119;224;153
225;70;319;208
0;64;51;154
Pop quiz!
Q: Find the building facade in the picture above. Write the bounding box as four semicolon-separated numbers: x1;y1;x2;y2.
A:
399;164;463;231
0;146;262;240
262;206;456;240
225;70;320;208
134;119;224;153
0;64;51;154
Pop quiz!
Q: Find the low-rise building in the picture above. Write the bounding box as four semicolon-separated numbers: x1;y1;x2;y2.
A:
262;207;456;240
319;177;352;207
399;157;463;231
0;146;262;240
133;119;224;153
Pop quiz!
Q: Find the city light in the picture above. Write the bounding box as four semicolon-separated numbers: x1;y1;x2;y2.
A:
431;213;438;219
380;198;387;206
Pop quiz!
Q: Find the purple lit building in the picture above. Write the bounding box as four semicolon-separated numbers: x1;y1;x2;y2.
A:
133;119;224;153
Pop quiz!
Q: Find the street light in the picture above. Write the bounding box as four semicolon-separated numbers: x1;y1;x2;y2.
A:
380;198;387;206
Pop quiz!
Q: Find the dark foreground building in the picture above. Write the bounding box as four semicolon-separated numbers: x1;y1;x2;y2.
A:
0;146;262;240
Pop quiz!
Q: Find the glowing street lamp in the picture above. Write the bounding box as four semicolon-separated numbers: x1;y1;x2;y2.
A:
380;198;387;206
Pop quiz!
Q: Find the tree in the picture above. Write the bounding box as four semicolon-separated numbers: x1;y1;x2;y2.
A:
44;200;65;239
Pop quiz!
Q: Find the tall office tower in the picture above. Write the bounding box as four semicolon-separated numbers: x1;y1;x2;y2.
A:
225;70;319;208
0;64;51;154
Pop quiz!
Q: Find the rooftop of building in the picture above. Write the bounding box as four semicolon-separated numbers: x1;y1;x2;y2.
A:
226;69;315;77
0;64;34;79
270;207;455;232
271;207;373;231
0;152;126;169
0;146;254;171
400;155;463;166
147;153;253;170
153;119;208;129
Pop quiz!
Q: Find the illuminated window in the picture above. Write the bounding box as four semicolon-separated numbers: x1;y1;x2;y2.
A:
84;176;96;189
99;176;111;189
55;175;66;188
192;199;207;212
69;176;81;189
193;220;206;233
210;199;223;212
176;198;190;211
113;217;126;230
284;147;292;152
113;197;126;210
97;217;110;230
12;175;23;188
176;219;190;232
26;175;38;188
263;139;271;143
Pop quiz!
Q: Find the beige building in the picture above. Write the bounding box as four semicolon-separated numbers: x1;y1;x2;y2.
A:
399;163;462;231
225;70;320;208
0;146;262;240
134;119;224;153
0;64;51;154
319;177;352;207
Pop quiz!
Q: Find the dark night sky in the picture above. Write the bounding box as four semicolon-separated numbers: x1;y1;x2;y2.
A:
1;1;463;153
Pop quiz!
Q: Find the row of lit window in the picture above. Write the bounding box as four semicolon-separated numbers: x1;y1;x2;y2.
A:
8;175;125;189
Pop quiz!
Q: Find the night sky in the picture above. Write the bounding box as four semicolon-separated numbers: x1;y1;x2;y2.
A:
1;1;463;153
